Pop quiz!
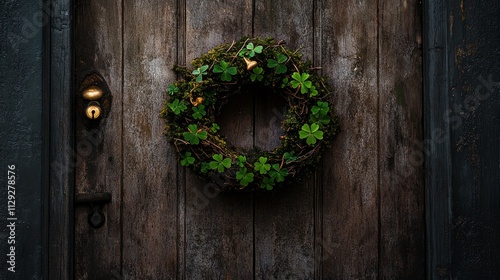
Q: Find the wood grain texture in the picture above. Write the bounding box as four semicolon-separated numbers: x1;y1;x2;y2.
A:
74;0;123;279
378;0;425;278
70;0;427;278
46;0;74;279
254;90;315;279
184;0;254;278
423;1;453;278
253;0;316;278
319;0;380;278
121;0;179;278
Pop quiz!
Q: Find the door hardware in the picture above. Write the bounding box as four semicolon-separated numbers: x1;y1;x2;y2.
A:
75;192;112;228
77;71;112;125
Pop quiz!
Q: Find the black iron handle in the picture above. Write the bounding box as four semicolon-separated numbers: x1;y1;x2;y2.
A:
75;192;112;228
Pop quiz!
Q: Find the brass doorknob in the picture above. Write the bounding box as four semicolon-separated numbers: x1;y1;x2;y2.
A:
78;73;112;123
82;85;104;100
85;101;101;119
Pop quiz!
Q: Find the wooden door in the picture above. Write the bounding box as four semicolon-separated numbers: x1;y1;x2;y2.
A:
73;0;423;279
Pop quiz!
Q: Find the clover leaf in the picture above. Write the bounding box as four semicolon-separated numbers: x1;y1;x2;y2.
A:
201;162;210;173
309;85;318;97
213;60;237;82
236;155;247;167
168;99;187;115
254;157;271;174
311;101;329;117
181;152;195;166
299;123;324;145
261;177;275;191
281;77;290;88
267;53;288;74
192;104;206;119
310;101;331;125
269;164;288;182
236;167;254;187
192;65;209;82
183;124;207;145
167;84;179;95
211;123;220;133
209;154;232;173
290;72;312;94
284;152;297;163
239;42;263;58
250;67;264;82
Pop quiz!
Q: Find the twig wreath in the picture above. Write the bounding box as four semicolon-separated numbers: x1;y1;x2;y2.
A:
161;37;338;192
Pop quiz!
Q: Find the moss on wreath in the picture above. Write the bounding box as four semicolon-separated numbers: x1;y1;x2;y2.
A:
160;37;338;192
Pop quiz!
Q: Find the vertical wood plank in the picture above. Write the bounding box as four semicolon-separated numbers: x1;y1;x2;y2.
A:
74;1;123;279
423;1;452;278
121;0;179;278
378;0;425;278
176;0;187;278
46;0;73;278
184;0;254;278
319;0;380;278
253;0;316;278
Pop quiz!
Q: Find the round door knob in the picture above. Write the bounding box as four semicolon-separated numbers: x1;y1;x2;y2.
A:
85;102;102;119
82;85;104;101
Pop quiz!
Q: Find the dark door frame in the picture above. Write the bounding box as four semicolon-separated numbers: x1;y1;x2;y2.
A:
45;0;74;278
43;0;467;279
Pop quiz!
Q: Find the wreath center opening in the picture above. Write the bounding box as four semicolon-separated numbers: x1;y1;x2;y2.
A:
217;89;287;151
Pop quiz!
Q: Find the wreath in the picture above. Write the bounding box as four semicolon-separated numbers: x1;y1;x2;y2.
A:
161;37;338;192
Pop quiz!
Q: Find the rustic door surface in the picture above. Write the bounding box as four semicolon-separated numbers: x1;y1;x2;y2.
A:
74;0;423;279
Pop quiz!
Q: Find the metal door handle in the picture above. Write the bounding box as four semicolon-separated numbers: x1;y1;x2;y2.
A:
77;71;112;124
75;192;112;228
82;85;103;120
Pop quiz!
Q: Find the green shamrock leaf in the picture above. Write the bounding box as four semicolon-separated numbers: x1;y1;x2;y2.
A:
236;155;247;167
211;123;220;133
167;84;179;95
213;60;237;82
167;99;187;115
310;101;331;125
180;152;195;166
298;123;324;145
192;104;206;119
254;157;271;174
209;154;232;173
261;177;275;191
311;101;330;117
267;53;288;74
284;152;297;163
269;164;288;182
281;77;290;88
308;85;318;97
236;167;254;187
239;42;263;58
183;124;207;145
201;162;210;173
192;65;209;82
290;72;312;94
250;67;264;82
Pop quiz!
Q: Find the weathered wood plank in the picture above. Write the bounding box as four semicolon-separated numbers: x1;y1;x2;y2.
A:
46;0;74;278
253;0;316;278
121;0;179;278
378;0;425;278
319;0;380;278
423;1;453;278
184;0;254;278
74;1;123;279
